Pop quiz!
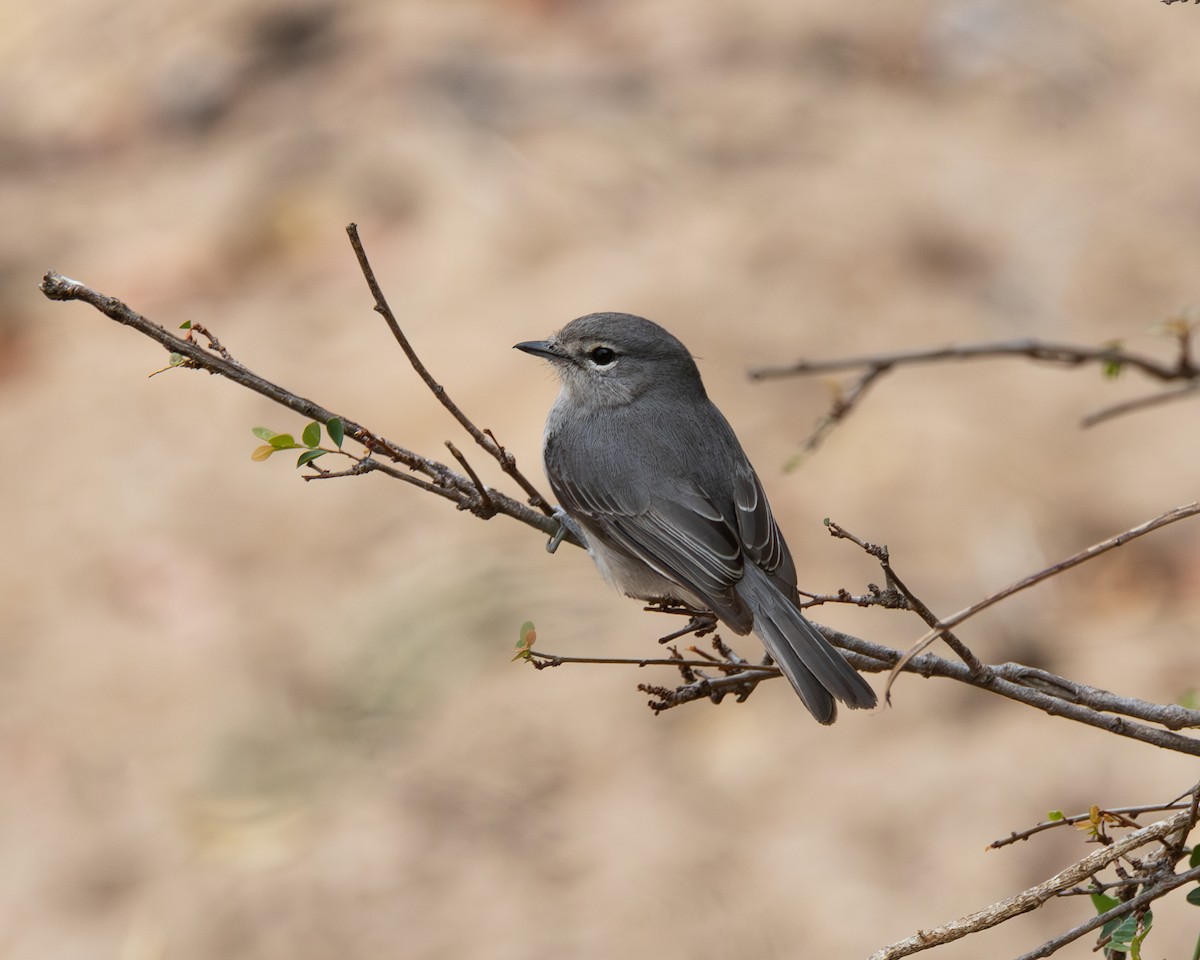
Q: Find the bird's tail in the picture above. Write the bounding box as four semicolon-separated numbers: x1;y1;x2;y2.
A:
740;564;877;724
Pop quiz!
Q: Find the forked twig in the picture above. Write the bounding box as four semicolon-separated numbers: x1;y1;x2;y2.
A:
345;224;557;517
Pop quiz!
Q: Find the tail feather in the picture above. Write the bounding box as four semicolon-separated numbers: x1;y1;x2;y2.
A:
740;564;877;724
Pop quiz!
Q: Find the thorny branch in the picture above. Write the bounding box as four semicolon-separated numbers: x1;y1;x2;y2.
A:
749;326;1200;452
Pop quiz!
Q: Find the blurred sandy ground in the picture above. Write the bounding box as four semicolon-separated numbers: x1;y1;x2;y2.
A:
3;0;1200;957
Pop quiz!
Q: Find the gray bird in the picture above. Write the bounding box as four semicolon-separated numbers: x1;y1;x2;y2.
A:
515;312;877;723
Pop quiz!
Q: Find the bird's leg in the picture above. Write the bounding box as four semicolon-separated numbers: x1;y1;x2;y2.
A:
545;508;586;553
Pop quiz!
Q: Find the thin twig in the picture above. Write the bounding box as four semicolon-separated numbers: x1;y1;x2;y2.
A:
345;223;559;518
1170;782;1200;855
798;584;911;610
525;651;777;672
1054;878;1156;897
302;457;449;497
799;365;887;452
827;521;985;677
186;322;239;364
1081;381;1200;427
749;338;1194;383
639;667;774;710
885;502;1200;692
445;441;496;518
990;802;1193;850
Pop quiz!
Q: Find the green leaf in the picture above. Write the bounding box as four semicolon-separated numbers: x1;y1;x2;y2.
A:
1130;910;1152;960
168;352;183;366
252;426;278;441
512;621;537;661
296;449;326;468
1105;910;1151;953
268;433;298;450
179;320;192;330
327;416;344;449
1190;845;1200;868
1047;810;1065;821
301;421;321;448
251;444;275;462
1187;887;1200;906
1103;912;1136;947
1102;341;1123;379
1091;892;1120;915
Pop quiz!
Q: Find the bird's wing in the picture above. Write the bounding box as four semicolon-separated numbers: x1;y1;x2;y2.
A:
550;471;751;626
731;460;797;588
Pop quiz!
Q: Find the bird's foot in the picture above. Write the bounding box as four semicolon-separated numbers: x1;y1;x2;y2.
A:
546;508;586;554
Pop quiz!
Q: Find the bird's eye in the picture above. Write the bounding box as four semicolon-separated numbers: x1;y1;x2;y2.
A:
589;346;617;366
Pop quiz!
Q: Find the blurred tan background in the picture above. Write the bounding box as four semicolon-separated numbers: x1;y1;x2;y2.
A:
4;0;1200;957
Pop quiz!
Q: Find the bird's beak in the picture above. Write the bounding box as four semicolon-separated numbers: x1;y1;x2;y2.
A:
513;339;564;361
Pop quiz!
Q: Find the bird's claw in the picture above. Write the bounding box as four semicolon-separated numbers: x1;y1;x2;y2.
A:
546;508;586;553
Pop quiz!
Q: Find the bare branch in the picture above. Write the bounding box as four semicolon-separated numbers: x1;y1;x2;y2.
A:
798;584;911;610
842;633;1200;752
1081;381;1200;427
990;801;1194;850
750;333;1200;449
526;651;777;673
826;521;985;677
1013;864;1200;960
867;809;1194;960
445;441;497;519
749;337;1197;383
797;365;888;453
37;270;564;543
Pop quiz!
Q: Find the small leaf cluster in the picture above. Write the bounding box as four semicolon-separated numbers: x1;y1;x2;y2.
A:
1082;844;1200;959
1090;891;1151;958
251;417;345;468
